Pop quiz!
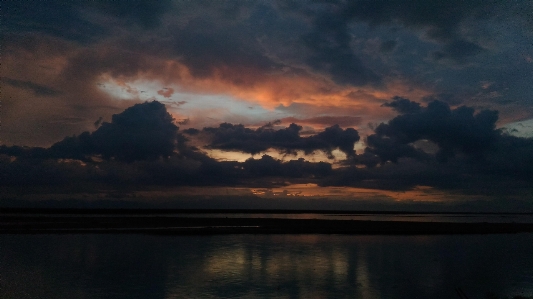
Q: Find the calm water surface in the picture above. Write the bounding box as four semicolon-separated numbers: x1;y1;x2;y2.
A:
1;234;533;299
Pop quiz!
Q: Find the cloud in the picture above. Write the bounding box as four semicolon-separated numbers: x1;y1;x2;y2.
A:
279;116;362;127
302;12;382;86
2;0;532;158
1;100;532;199
168;16;279;80
380;40;397;53
338;0;508;41
0;101;336;190
381;96;422;114
86;0;172;29
368;98;500;162
243;155;332;178
48;101;179;162
94;117;103;128
421;93;463;105
1;77;61;96
3;1;105;42
336;97;533;193
201;122;360;158
432;39;485;62
157;88;175;98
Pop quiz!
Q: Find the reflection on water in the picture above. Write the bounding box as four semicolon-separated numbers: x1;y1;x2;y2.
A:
1;234;533;299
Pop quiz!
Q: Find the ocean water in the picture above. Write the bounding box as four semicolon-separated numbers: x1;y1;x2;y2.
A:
1;233;533;299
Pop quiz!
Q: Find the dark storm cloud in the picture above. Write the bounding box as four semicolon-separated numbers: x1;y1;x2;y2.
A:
182;128;200;136
48;101;178;162
0;154;82;188
86;0;172;29
1;100;532;198
93;117;103;128
302;10;382;86
60;46;153;83
431;39;485;62
243;155;331;178
169;17;279;79
0;145;48;160
0;101;336;189
292;0;530;79
337;0;500;41
202;122;360;158
1;78;61;97
482;134;533;179
344;97;533;192
3;0;172;41
381;96;422;114
379;40;397;53
49;2;277;84
2;1;105;43
0;151;333;190
421;93;463;106
368;98;500;162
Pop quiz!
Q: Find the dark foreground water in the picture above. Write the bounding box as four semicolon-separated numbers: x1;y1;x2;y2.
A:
1;234;533;299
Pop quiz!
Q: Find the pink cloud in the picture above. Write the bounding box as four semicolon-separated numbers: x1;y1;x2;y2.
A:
280;116;362;127
157;88;175;98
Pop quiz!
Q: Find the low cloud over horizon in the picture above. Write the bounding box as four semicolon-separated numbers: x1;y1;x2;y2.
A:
1;99;532;210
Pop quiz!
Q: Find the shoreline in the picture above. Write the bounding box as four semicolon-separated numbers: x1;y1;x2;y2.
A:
2;207;533;215
2;209;533;235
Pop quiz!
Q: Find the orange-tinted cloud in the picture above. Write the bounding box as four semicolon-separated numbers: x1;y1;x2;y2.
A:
280;116;362;127
1;30;437;148
157;88;175;98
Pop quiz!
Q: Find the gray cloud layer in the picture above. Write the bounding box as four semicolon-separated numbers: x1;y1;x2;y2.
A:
197;122;360;158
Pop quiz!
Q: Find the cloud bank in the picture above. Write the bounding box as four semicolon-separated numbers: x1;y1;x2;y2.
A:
1;100;531;202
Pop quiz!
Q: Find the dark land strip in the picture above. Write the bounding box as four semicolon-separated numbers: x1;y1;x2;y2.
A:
1;209;533;235
3;208;533;215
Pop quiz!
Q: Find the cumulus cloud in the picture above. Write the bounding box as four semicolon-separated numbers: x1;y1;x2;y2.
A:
368;97;500;162
48;101;179;162
337;97;533;193
381;96;422;114
200;122;360;158
0;101;335;190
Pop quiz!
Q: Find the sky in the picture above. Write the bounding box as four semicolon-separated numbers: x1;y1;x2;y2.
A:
1;0;533;210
